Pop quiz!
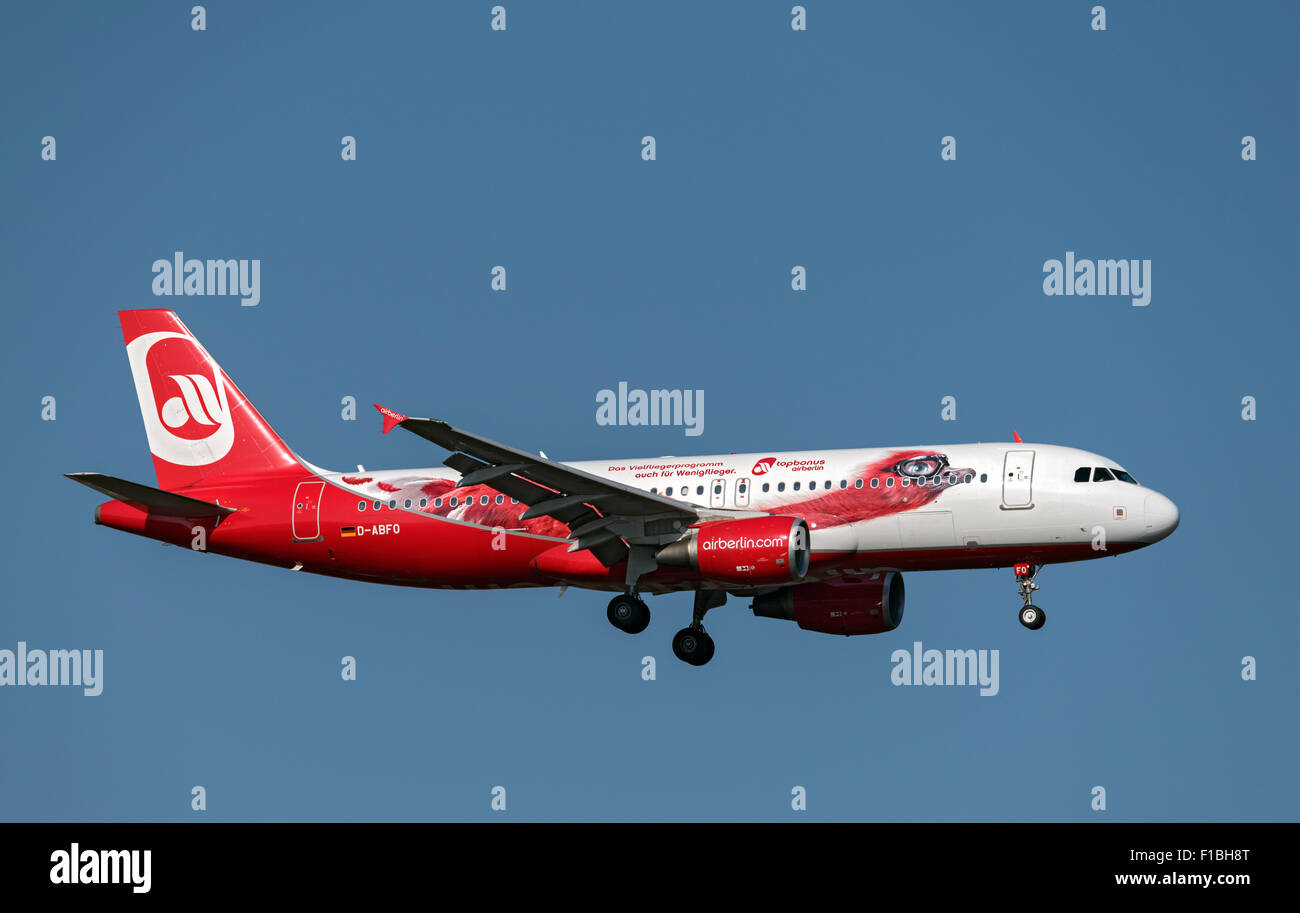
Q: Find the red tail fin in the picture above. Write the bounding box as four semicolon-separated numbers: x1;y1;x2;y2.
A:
120;309;300;491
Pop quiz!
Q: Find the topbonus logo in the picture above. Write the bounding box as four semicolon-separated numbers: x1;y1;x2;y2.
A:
125;332;234;466
752;457;826;474
151;251;261;307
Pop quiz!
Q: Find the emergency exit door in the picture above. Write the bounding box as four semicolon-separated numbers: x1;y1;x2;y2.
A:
1002;451;1035;508
735;477;751;508
293;480;325;541
709;478;727;508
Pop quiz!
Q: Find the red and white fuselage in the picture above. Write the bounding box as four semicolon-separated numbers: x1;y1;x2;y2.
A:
274;444;1177;591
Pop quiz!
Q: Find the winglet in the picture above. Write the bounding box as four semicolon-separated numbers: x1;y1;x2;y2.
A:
374;404;408;434
1012;430;1023;443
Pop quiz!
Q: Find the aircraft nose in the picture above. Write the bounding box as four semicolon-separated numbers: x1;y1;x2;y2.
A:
1143;492;1180;543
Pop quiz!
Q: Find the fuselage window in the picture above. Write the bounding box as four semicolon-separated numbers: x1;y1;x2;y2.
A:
713;483;722;496
651;488;658;495
963;474;972;483
840;479;847;489
1074;467;1090;482
886;477;895;488
373;500;382;510
1093;467;1115;482
449;497;458;506
762;483;770;492
1114;469;1139;484
480;495;489;505
404;499;412;508
495;494;504;504
696;485;704;495
389;500;397;509
737;482;747;495
357;501;366;511
510;498;517;504
777;482;786;492
434;498;442;507
793;482;801;491
665;487;674;496
979;474;987;483
420;498;427;508
901;478;910;487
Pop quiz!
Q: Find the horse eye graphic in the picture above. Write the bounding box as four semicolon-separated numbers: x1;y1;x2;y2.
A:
894;454;949;478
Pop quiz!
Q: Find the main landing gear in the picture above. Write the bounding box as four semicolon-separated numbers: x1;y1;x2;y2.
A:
1015;563;1046;630
672;590;724;666
672;627;714;666
607;592;650;634
606;589;724;666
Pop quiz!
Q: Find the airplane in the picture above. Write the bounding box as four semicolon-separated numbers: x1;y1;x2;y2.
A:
68;309;1180;666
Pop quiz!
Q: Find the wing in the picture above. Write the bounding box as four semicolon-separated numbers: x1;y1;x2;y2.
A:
374;405;702;568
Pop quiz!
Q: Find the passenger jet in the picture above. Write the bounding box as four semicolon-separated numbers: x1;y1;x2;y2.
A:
68;310;1180;665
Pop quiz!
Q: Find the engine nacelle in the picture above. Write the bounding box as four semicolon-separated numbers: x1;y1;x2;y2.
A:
656;516;810;584
751;572;905;636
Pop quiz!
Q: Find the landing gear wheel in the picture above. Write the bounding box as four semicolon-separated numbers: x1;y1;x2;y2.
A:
607;594;650;634
1014;564;1046;630
1019;604;1046;630
672;627;715;665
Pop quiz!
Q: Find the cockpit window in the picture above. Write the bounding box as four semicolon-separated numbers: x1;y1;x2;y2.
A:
1074;467;1090;482
1092;467;1115;482
1113;469;1138;484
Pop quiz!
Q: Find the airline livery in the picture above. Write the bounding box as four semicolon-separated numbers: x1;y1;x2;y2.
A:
69;310;1180;666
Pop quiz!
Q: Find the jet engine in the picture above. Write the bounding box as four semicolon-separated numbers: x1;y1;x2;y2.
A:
751;572;904;636
656;516;810;584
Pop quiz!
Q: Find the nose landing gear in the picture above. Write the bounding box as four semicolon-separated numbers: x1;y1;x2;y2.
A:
1015;563;1046;630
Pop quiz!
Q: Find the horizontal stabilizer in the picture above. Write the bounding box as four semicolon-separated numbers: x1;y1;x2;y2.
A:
65;473;236;517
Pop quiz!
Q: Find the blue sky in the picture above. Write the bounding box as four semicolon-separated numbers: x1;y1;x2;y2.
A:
1;1;1296;821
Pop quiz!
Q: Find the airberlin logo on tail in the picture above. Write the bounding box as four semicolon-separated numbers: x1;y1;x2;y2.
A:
160;373;226;430
125;331;234;466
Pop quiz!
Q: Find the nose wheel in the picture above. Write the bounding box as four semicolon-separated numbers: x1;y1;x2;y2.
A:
1015;563;1046;630
1018;604;1045;630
